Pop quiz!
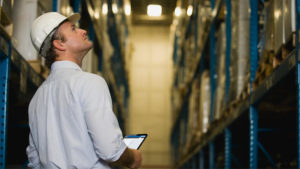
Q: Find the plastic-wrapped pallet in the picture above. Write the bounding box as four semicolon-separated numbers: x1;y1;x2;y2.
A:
186;78;200;150
12;0;38;61
274;0;284;55
184;35;196;81
255;0;275;84
229;0;250;102
213;22;226;120
228;0;238;102
197;1;212;52
179;119;187;158
197;71;211;140
283;0;296;44
236;0;250;98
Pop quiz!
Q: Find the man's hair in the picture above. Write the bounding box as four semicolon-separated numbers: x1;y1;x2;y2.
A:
40;20;67;68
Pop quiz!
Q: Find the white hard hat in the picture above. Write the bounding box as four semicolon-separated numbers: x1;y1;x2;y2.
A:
30;12;80;54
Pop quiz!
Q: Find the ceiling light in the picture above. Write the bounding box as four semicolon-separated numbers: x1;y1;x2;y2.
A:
112;3;118;14
147;4;162;17
274;10;281;19
125;4;131;16
102;3;108;15
94;9;100;19
174;7;181;17
187;5;193;16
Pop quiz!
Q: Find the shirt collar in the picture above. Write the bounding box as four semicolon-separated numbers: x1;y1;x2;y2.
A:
51;61;82;71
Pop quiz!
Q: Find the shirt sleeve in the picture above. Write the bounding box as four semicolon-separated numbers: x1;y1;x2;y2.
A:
26;133;41;169
80;75;127;162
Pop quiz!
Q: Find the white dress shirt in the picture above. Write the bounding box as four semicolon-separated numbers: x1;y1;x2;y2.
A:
26;61;127;169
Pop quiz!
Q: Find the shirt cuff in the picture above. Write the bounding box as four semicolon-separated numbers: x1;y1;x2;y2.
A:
110;141;127;162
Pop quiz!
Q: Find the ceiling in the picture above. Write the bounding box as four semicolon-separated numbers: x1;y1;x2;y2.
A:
130;0;177;25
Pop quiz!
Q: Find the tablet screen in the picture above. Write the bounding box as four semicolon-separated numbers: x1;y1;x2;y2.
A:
123;134;147;150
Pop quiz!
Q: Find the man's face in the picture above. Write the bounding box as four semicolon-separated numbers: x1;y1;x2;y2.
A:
58;21;93;55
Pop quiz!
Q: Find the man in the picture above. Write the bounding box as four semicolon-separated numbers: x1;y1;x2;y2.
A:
26;12;142;169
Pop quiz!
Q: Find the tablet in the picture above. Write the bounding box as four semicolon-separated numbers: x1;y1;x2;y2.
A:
123;134;147;150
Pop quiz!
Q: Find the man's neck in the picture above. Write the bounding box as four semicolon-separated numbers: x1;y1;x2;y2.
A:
55;56;82;67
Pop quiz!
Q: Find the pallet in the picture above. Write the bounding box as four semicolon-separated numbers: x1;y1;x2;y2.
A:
253;32;297;89
253;51;274;90
274;32;296;66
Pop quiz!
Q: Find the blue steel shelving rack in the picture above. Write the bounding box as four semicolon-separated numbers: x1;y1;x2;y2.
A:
171;0;300;168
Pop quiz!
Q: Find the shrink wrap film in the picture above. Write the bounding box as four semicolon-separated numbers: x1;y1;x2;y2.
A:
214;23;226;120
197;71;211;139
229;0;250;102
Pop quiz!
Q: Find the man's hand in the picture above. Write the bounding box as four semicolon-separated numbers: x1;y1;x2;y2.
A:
129;149;142;169
109;148;142;168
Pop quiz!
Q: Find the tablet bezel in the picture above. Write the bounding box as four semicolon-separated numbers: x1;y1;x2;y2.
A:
124;134;148;149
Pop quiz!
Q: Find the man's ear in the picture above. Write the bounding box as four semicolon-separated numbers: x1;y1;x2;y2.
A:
53;39;65;51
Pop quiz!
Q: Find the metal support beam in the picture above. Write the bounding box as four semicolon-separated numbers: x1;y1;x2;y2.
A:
249;106;258;169
199;150;204;169
298;81;300;169
53;0;58;12
225;128;231;169
297;0;300;168
0;41;10;169
209;0;216;122
73;0;81;13
225;0;231;103
192;156;196;169
249;0;258;168
258;142;278;169
209;142;215;169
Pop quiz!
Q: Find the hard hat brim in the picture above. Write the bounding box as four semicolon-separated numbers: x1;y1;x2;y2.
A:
66;13;81;24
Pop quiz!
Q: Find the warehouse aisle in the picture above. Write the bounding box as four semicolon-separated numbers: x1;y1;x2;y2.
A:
127;25;173;168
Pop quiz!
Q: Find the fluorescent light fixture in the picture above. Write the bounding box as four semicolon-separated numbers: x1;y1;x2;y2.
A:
174;7;181;16
112;3;118;14
102;3;108;15
187;5;193;16
147;4;162;16
125;4;131;15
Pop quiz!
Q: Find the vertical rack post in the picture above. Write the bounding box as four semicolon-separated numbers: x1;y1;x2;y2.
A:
249;106;258;168
297;0;300;168
209;141;215;169
224;128;231;169
225;0;231;103
0;38;10;169
224;0;232;167
209;0;216;167
53;0;58;12
73;0;81;13
249;0;258;168
199;149;204;169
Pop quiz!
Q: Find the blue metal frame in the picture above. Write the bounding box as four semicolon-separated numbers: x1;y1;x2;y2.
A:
258;142;278;169
297;0;300;168
209;141;215;169
53;0;58;12
0;38;10;169
73;0;81;13
199;150;204;169
225;128;231;169
209;1;216;124
209;1;216;167
249;0;258;168
225;0;231;104
249;106;258;169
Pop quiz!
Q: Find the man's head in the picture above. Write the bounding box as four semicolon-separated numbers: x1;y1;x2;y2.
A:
31;12;93;68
